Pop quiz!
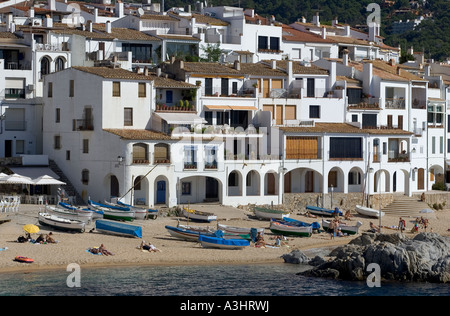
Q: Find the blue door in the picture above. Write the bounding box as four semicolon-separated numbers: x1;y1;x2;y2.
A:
156;181;166;204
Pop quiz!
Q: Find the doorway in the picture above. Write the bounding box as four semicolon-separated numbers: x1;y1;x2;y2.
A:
156;180;166;204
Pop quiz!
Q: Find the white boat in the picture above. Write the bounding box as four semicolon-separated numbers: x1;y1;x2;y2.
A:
38;212;85;233
104;201;148;220
58;202;102;219
45;205;93;224
355;205;385;218
182;208;217;222
254;207;290;220
322;219;362;235
269;220;312;237
217;223;264;236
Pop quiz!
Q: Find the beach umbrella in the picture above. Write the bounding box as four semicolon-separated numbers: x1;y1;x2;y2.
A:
0;172;10;183
32;175;66;186
23;224;39;234
4;174;34;185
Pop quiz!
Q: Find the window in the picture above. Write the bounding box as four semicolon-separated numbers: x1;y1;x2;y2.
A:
204;111;213;125
205;78;213;95
432;137;436;154
351;114;358;122
229;171;239;186
216;111;229;125
113;81;121;97
81;169;89;185
348;171;361;185
48;82;53;98
134;176;142;190
428;104;443;125
309;105;320;119
221;78;229;96
270;37;280;51
307;78;315;97
138;82;146;98
15;140;24;154
66;150;70;160
55;57;65;72
54;135;61;149
182;182;191;195
258;36;268;50
55;108;60;123
232;82;238;94
205;146;218;169
184;145;197;169
362;113;377;128
40;57;50;78
440;136;443;154
69;80;74;97
329;137;362;159
166;90;173;104
82;139;89;154
124;108;133;126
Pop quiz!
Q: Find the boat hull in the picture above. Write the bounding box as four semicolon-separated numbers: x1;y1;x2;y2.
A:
254;207;290;220
306;205;342;217
165;225;213;241
355;205;385;218
321;219;362;235
217;223;264;236
269;221;312;237
198;235;249;250
46;205;93;224
182;208;217;222
38;212;85;233
95;220;142;238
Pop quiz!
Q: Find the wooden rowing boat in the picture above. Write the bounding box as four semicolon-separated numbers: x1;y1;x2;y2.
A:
198;235;249;250
253;207;290;220
38;212;85;233
45;205;93;224
88;200;135;222
269;220;312;237
306;205;342;217
165;225;214;241
217;223;264;236
355;205;385;218
95;219;142;238
182;208;217;222
321;219;362;235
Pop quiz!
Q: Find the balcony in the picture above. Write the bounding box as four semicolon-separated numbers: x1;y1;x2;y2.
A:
184;162;197;170
204;162;218;170
385;98;405;109
155;103;196;112
5;89;25;99
73;119;94;131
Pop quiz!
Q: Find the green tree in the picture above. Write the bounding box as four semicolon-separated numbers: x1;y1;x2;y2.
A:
200;43;222;62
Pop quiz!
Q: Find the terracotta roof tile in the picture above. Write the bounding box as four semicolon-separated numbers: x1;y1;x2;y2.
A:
282;25;335;44
278;122;412;135
104;129;171;140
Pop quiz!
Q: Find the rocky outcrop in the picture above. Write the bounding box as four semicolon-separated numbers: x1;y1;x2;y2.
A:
281;250;310;264
299;232;450;283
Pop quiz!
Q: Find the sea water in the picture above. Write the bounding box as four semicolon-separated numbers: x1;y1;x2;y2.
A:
0;263;448;296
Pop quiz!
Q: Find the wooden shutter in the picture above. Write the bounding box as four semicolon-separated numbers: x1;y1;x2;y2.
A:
285;105;296;120
272;79;282;89
263;104;274;119
286;137;318;159
263;79;270;97
276;105;283;125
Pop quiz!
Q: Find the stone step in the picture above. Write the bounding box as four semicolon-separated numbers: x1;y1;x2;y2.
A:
381;196;429;217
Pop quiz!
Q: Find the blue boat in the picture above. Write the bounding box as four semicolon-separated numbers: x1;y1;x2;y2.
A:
272;218;321;231
95;219;142;238
198;234;249;250
116;200;159;219
58;202;103;218
306;205;342;217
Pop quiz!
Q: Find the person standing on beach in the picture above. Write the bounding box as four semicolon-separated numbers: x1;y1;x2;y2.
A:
329;220;336;239
398;217;406;234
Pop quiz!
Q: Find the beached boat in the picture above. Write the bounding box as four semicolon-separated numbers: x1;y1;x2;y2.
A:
88;200;135;221
217;223;264;236
321;219;362;235
116;200;159;219
269;220;312;237
38;212;85;233
59;202;103;219
271;218;321;231
104;201;148;220
198;235;249;250
306;205;342;217
253;207;290;220
182;208;217;222
165;225;214;241
355;205;385;218
95;219;142;238
45;205;93;224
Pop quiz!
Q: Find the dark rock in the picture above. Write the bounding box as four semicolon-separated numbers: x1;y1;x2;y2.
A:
281;250;310;264
308;255;326;266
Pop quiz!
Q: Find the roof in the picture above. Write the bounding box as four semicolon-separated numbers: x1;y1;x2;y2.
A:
278;122;413;135
170;12;229;26
72;66;196;88
262;60;329;75
103;129;171;140
237;62;286;77
182;62;243;76
282;25;335;44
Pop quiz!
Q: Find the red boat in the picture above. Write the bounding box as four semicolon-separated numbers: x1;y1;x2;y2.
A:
14;256;34;263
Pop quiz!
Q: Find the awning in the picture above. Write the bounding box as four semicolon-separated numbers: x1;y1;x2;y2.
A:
229;106;258;111
204;105;232;110
155;112;207;124
9;167;61;180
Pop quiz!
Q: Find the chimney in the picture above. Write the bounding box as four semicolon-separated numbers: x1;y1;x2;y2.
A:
29;7;35;18
389;58;395;67
48;0;56;11
312;12;320;27
396;67;401;76
271;59;277;69
144;66;149;76
87;20;93;32
343;49;349;66
287;60;293;83
344;25;350;36
135;66;140;74
44;14;53;28
234;60;240;71
332;17;338;26
115;1;124;18
156;68;162;77
329;61;336;90
321;27;326;39
407;46;414;56
6;13;12;32
105;20;111;33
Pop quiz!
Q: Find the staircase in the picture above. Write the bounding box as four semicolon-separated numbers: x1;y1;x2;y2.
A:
382;196;429;217
48;160;85;205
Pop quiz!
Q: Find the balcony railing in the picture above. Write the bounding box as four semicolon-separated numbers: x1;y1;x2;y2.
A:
184;162;197;170
385;98;405;109
73;119;94;131
5;89;25;99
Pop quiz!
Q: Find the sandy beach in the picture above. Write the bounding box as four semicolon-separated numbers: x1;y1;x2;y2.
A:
0;203;449;273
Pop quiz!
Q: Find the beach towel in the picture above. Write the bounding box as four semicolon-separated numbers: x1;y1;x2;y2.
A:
0;247;7;251
86;248;102;255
